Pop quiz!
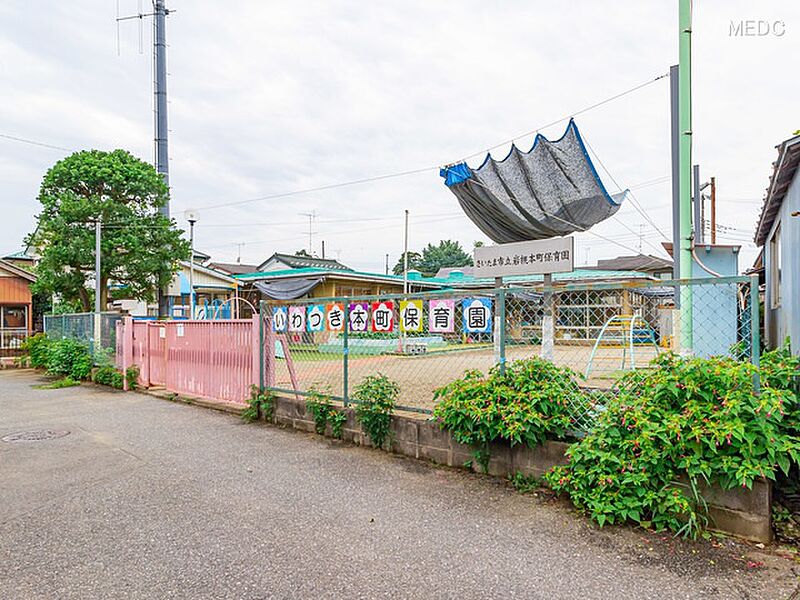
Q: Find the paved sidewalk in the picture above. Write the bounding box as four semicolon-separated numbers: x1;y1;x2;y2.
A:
1;369;796;599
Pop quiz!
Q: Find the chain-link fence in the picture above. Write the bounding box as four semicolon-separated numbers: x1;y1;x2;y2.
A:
43;312;123;366
259;275;759;429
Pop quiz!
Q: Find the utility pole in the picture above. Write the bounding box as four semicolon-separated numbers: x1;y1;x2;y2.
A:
385;253;389;275
693;164;702;244
154;0;170;211
188;217;196;319
710;177;717;244
678;0;694;352
403;210;409;295
94;219;102;354
670;64;680;283
119;1;173;316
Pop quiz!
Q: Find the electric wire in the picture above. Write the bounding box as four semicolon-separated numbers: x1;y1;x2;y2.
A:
192;71;670;212
581;133;669;240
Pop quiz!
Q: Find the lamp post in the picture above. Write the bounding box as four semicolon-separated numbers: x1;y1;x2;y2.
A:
185;210;198;319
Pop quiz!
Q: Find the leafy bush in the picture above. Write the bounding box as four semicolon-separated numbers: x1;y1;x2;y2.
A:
306;387;333;435
45;338;93;380
242;386;275;423
125;366;139;389
21;333;52;369
544;348;800;537
433;358;589;471
94;366;124;389
354;374;399;449
329;411;347;439
305;387;348;439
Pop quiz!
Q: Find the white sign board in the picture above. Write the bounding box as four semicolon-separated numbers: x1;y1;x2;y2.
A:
473;237;574;278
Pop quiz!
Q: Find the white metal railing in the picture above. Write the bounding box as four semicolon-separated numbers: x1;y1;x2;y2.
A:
0;328;29;350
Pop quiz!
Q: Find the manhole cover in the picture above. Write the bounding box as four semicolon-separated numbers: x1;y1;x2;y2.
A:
1;429;70;443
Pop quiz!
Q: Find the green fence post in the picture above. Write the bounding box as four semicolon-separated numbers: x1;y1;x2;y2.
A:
498;287;506;375
259;300;265;391
343;301;350;406
750;274;760;393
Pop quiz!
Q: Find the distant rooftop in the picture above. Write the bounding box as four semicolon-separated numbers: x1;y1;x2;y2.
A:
2;249;35;262
589;254;673;273
236;266;654;289
207;262;259;276
257;252;352;272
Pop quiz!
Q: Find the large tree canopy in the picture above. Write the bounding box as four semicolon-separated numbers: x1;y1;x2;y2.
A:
27;149;190;311
392;240;472;276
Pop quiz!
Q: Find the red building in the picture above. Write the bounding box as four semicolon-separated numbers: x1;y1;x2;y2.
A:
0;258;36;355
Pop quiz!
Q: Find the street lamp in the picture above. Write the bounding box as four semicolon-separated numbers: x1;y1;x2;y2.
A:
185;210;198;319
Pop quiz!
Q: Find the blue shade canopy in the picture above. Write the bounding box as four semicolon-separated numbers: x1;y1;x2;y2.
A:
440;119;625;243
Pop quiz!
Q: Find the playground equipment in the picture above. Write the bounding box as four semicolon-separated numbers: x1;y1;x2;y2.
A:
584;313;660;378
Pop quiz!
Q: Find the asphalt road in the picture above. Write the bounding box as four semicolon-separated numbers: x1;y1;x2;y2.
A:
1;369;796;599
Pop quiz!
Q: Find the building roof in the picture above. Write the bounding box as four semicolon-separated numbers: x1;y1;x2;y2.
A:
257;252;351;272
0;259;37;282
589;254;673;273
437;268;654;288
755;133;800;246
207;262;259;276
236;267;449;289
2;249;35;262
236;266;654;291
434;266;475;278
192;249;211;262
179;261;238;285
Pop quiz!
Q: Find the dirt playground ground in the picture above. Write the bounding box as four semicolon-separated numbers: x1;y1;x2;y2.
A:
273;343;661;412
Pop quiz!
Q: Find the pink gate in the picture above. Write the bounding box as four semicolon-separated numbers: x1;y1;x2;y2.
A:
117;316;259;404
146;322;167;387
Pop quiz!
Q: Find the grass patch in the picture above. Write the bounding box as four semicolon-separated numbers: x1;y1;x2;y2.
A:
34;377;81;389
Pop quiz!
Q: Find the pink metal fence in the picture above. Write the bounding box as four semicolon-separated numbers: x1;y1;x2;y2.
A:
117;317;259;404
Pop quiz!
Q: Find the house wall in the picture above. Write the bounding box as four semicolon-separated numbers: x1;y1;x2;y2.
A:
0;272;33;331
765;170;800;354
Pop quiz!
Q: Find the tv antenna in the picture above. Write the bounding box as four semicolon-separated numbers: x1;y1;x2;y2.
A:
299;211;317;256
116;0;173;218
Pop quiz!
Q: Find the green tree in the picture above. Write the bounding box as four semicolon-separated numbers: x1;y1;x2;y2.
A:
392;251;422;276
27;150;190;312
417;240;472;276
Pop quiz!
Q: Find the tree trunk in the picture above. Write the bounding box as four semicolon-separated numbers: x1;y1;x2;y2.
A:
78;287;91;312
100;277;109;312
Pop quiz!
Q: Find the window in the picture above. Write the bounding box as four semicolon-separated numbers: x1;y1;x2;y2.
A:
770;223;782;308
1;306;27;329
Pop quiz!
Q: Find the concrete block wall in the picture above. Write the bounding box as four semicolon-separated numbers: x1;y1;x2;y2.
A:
270;393;772;543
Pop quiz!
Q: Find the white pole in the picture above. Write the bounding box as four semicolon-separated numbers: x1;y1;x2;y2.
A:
401;209;409;353
189;219;196;319
94;219;102;354
95;219;102;313
403;209;409;294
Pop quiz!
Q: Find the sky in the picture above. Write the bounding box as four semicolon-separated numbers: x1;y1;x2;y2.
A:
1;1;798;274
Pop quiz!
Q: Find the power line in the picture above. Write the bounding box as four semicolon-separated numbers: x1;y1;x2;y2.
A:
0;133;73;152
459;72;669;162
193;71;670;212
581;133;669;241
201;214;467;250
